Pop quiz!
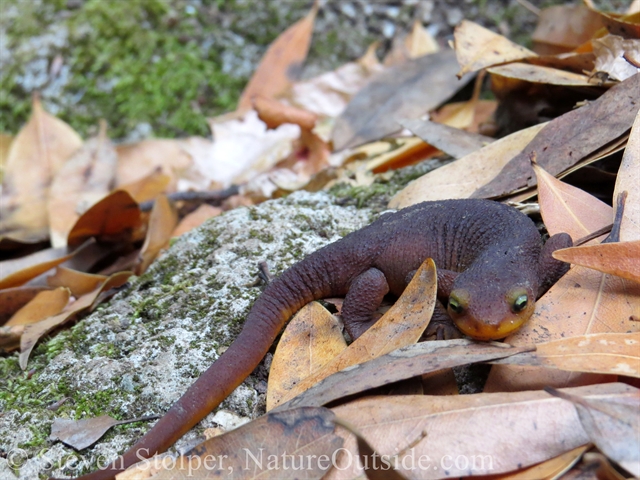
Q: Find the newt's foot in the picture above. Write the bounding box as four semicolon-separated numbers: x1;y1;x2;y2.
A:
423;301;463;341
424;319;464;341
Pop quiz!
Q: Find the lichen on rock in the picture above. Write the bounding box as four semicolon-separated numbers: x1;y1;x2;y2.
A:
0;191;375;479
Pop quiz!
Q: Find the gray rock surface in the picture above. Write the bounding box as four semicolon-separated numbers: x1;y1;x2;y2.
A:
0;191;376;479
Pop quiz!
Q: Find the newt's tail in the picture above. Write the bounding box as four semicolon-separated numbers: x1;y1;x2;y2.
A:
70;263;332;480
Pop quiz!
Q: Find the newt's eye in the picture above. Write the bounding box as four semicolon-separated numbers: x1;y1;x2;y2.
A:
448;296;464;314
512;294;528;313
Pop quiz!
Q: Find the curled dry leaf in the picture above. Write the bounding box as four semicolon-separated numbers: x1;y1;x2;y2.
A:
546;387;640;477
276;258;436;405
46;267;107;297
0;247;74;290
473;73;640;199
0;287;69;352
253;95;318;130
67;190;141;249
267;301;346;411
531;5;604;55
327;383;636;480
146;407;341;480
593;35;640;82
237;1;318;111
5;287;69;327
171;204;222;238
553;240;640;283
591;7;640;39
0;286;51;324
0;132;12;173
487;62;596;86
493;332;640;378
389;123;545;208
136;195;178;275
0;96;82;242
48;120;117;248
19;271;131;369
275;340;530;412
331;50;474;151
454;20;537;77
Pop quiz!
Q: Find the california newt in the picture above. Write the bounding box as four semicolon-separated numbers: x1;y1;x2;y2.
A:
70;199;571;480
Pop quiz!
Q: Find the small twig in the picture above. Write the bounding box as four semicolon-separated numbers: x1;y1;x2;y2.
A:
574;224;613;246
139;186;240;212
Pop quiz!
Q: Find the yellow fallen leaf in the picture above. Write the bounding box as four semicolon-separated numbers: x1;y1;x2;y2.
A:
278;258;436;404
267;302;346;410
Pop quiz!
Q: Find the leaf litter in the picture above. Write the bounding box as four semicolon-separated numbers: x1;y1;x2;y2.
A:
2;3;640;479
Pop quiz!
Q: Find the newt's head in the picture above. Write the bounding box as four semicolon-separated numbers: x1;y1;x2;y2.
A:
447;270;536;340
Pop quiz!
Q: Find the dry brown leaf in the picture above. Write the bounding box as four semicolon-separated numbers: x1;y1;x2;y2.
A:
48;120;117;248
0;286;50;324
277;258;436;405
253;95;318;130
591;8;640;39
494;333;640;378
146;407;341;480
486;174;640;392
454;20;537;77
0;96;82;242
475;445;590;480
287;44;384;118
0;247;75;290
553;241;640;283
51;414;157;451
532;5;605;55
46;267;107;297
171;204;222;238
327;383;635;480
430;99;497;133
333;418;409;480
115;139;191;191
237;2;318;111
473;73;639;199
5;287;69;327
399;118;494;160
488;62;597;86
534;162;613;241
546;387;640;477
593;35;640;81
19;271;131;369
136;195;178;275
67;190;141;249
267;302;346;411
276;340;530;412
614;110;640;242
389;123;546;208
331;50;473;151
118;168;171;204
